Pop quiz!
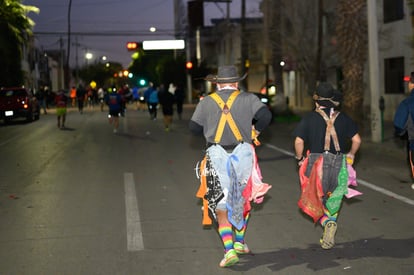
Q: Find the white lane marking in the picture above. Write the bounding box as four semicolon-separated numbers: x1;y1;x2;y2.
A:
357;179;414;206
264;143;414;206
0;135;24;147
264;143;295;157
124;172;144;251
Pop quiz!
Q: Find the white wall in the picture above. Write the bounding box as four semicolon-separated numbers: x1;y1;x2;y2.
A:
375;0;413;121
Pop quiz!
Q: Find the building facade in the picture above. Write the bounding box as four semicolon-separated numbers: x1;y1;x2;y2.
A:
195;0;413;120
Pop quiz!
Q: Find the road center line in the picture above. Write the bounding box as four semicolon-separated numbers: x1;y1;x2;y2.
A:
264;143;414;206
124;172;144;251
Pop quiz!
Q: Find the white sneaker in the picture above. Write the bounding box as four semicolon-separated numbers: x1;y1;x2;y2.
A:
219;249;239;268
234;242;250;254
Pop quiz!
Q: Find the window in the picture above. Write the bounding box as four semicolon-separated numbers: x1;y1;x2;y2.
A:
384;57;405;94
383;0;404;23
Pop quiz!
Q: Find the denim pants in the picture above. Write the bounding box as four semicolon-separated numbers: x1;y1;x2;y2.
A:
206;143;253;210
306;152;343;202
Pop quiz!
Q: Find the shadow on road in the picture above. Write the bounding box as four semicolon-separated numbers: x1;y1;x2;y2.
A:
116;132;155;141
231;236;414;272
59;127;75;131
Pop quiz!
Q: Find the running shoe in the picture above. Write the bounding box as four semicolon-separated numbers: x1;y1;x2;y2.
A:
219;249;239;268
234;242;250;254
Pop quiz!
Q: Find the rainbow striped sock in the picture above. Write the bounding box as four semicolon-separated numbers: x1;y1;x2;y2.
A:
320;208;338;227
218;223;234;252
235;213;250;243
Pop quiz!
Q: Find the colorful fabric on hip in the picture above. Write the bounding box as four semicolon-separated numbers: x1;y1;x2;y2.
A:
325;156;348;214
298;154;324;223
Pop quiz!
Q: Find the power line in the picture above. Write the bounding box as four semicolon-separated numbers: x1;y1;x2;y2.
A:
34;30;176;37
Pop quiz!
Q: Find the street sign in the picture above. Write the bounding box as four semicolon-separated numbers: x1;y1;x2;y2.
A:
142;40;185;50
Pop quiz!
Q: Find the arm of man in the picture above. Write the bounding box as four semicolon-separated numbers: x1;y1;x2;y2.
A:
189;120;204;136
393;101;409;136
349;133;361;156
294;137;305;166
253;106;272;132
346;133;362;165
294;137;305;159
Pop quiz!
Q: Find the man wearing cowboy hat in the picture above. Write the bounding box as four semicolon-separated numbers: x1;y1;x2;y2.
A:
293;81;361;250
190;65;272;267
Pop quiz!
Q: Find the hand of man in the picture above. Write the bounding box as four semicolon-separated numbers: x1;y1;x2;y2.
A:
296;155;305;166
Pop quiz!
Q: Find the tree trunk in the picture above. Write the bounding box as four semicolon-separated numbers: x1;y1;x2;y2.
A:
270;0;284;94
336;0;367;123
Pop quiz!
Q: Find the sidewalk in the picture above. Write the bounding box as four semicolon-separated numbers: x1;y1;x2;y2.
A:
356;119;414;191
360;119;406;159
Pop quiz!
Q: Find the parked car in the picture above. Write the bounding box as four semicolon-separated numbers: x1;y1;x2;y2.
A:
0;87;40;123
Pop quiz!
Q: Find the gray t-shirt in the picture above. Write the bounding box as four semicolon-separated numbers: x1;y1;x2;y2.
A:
190;89;265;146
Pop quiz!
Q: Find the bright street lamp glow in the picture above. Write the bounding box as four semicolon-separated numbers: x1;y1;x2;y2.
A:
85;52;93;60
268;85;277;96
149;27;156;32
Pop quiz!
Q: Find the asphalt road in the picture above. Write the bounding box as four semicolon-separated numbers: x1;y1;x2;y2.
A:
0;103;413;275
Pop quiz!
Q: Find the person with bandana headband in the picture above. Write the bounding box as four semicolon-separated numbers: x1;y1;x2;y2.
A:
293;81;362;249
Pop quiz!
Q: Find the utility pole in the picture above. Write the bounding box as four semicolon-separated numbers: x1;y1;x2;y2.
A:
66;0;72;89
225;1;231;64
186;39;192;104
262;0;271;95
75;36;79;86
59;37;65;90
240;0;248;90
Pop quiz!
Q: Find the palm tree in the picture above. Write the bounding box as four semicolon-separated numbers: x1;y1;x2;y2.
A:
336;0;367;123
0;0;38;86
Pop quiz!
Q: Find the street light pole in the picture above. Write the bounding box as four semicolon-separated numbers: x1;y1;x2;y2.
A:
240;0;248;90
367;0;382;143
186;39;192;104
66;0;72;89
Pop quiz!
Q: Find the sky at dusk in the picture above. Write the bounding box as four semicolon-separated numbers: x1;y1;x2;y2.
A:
23;0;262;68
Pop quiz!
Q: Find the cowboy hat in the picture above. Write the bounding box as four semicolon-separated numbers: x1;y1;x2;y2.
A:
312;82;342;108
204;65;247;83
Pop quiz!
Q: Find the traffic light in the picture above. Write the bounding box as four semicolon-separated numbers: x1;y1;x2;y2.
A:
126;42;139;51
138;78;147;86
188;0;204;30
186;61;193;70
